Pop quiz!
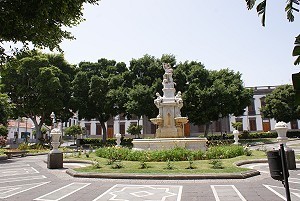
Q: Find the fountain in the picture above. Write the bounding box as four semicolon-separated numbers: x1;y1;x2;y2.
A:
132;63;207;151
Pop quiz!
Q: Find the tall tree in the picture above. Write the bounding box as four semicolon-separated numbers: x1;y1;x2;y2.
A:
260;84;300;122
0;0;100;62
0;93;12;125
72;59;128;142
1;51;75;141
126;54;176;120
175;62;253;136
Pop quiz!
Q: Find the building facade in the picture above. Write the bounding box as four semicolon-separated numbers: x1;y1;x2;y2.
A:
229;86;299;132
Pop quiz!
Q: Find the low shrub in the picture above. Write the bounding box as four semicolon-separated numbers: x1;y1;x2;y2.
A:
209;159;223;169
95;145;246;162
205;145;245;159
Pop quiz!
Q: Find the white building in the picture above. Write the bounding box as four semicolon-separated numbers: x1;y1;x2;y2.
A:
229;86;299;132
7;118;34;141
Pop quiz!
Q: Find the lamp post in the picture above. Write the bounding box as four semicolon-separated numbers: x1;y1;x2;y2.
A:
47;112;63;169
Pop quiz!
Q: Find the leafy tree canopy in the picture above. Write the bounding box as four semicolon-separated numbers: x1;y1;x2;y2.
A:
0;0;99;62
72;58;128;142
175;63;252;136
260;84;300;122
64;125;82;137
0;93;13;125
1;50;75;141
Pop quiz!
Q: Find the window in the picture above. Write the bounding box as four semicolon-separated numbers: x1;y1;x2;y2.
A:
85;123;91;135
249;118;257;131
151;124;156;134
120;124;125;135
291;120;298;129
248;98;256;115
260;97;266;107
96;123;102;135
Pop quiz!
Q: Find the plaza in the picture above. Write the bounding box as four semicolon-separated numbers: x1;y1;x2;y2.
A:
0;140;299;201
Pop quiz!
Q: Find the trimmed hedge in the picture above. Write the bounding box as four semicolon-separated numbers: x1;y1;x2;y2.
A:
76;138;133;147
207;130;300;141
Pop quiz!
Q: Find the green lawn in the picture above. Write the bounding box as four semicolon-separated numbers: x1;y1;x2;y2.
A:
70;150;267;174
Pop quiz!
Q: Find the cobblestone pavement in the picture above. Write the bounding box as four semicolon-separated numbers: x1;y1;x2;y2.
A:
0;153;299;201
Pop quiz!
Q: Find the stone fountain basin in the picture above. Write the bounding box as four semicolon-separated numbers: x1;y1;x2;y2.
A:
132;138;207;151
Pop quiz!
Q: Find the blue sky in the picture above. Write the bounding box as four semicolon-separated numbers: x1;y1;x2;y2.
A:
58;1;299;87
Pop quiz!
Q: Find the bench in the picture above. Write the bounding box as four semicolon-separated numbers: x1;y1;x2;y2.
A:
4;150;29;159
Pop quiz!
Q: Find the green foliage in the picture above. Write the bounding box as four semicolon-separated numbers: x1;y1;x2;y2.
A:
177;64;253;136
205;145;245;159
0;93;13;125
260;85;300;122
0;136;7;147
186;156;196;169
0;125;7;136
1;51;75;141
95;146;247;162
64;125;82;137
18;142;29;150
126;124;143;136
164;159;174;170
231;122;243;130
0;0;99;62
209;159;224;169
244;146;253;156
93;160;101;169
72;59;128;142
111;161;124;169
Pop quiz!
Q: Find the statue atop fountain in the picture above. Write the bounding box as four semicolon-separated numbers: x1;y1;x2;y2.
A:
132;63;207;151
150;63;188;138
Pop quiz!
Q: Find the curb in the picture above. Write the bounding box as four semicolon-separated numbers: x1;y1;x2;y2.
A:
66;169;260;180
0;155;8;161
65;159;260;180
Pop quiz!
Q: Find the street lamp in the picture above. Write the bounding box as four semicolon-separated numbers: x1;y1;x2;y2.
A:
47;112;63;169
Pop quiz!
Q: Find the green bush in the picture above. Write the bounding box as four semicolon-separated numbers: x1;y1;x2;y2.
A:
205;145;245;159
95;145;246;162
0;126;8;137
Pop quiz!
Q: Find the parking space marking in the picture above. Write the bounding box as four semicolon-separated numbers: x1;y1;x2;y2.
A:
0;164;30;169
0;167;39;177
0;175;47;183
290;178;300;184
93;184;182;201
264;184;300;200
0;181;50;199
34;182;91;201
211;185;246;201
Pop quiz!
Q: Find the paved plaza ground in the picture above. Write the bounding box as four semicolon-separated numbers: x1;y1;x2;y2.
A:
0;140;299;201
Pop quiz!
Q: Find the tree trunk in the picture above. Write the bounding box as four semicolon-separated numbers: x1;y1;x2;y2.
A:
31;117;43;143
204;123;210;138
100;121;107;143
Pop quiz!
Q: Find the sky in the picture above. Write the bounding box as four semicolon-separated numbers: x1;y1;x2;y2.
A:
37;1;300;87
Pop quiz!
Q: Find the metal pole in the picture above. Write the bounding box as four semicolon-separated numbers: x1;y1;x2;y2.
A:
280;144;291;201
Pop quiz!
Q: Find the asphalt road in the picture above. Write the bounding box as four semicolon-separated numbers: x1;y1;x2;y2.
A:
0;154;299;201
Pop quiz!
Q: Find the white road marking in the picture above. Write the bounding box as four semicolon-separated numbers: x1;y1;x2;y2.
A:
0;175;46;183
0;163;30;169
0;181;50;198
34;182;91;201
211;185;246;201
93;184;182;201
0;167;39;177
264;184;300;200
290;177;300;184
